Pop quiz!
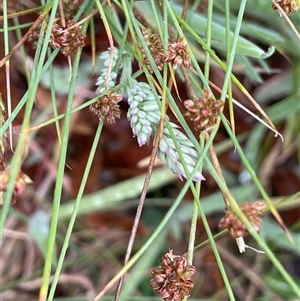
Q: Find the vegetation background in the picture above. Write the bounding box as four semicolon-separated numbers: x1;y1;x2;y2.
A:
0;0;299;301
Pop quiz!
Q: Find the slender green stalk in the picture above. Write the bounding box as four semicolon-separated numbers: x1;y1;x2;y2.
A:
48;48;62;145
39;3;87;299
204;0;213;80
2;0;14;156
195;194;236;301
47;123;104;300
150;0;164;38
220;0;247;101
186;132;205;265
224;1;235;135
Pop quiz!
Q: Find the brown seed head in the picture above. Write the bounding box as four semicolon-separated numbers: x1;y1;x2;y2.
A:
184;89;224;132
219;201;266;238
272;0;299;14
89;94;122;125
165;39;191;69
150;250;196;300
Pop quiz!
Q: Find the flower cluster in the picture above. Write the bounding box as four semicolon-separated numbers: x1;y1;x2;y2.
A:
165;39;191;69
127;82;160;146
50;19;86;55
0;168;32;205
141;28;165;72
91;48;204;181
272;0;299;14
140;29;191;72
89;94;122;125
184;89;223;132
219;201;266;238
0;107;31;205
127;82;204;181
150;250;196;301
158;123;205;181
28;19;86;56
95;48;119;94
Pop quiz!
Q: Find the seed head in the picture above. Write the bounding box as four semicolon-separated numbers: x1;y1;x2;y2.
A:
0;168;32;205
127;83;160;146
272;0;299;14
140;28;165;73
150;250;196;301
219;201;266;238
157;122;205;182
50;19;86;55
29;19;86;55
184;89;223;132
90;94;122;125
165;39;191;69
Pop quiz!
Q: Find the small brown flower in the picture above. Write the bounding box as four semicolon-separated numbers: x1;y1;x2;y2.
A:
150;250;196;301
89;94;122;125
0;168;32;205
272;0;299;14
184;89;223;132
219;201;266;238
50;19;86;55
140;28;165;73
29;19;86;55
165;39;191;69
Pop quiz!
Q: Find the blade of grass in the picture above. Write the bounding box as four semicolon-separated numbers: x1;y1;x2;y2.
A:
40;3;89;300
47;122;104;301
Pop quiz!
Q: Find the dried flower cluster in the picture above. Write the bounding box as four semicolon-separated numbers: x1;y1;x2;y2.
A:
184;89;223;132
0;168;32;205
219;201;266;238
1;103;32;205
127;82;204;181
50;19;86;55
141;28;165;72
272;0;299;14
141;29;191;72
90;49;124;125
165;39;192;69
89;94;122;125
0;152;32;205
28;19;86;55
150;250;196;301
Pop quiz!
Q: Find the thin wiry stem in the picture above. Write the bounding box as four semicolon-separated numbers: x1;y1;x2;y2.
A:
207;131;230;209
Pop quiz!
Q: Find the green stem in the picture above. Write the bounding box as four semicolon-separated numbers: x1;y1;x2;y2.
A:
40;3;89;299
186;132;205;265
204;0;213;80
220;0;247;101
47;123;104;300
